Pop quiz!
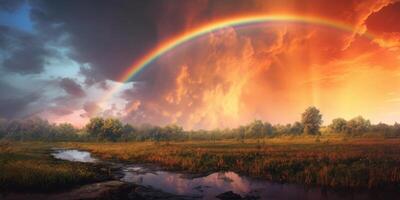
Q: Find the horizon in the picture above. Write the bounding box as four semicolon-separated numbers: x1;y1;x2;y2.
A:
3;108;397;131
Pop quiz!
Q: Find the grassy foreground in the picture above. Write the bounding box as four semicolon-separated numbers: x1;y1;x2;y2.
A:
2;136;400;192
0;141;108;192
66;135;400;189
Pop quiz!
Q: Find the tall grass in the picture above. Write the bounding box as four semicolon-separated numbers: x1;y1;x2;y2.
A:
67;136;400;189
0;141;107;192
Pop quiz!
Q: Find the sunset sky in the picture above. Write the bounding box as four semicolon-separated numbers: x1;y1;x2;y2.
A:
1;0;400;129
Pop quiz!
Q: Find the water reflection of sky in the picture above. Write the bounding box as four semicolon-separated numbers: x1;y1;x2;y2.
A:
121;166;315;199
122;167;253;199
121;165;381;200
52;149;97;163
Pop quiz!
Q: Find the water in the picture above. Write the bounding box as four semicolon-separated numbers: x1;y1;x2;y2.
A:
52;149;97;163
121;166;371;199
52;149;394;200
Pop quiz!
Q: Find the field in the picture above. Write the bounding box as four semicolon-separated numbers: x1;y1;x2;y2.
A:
66;135;400;190
0;141;110;192
2;135;400;192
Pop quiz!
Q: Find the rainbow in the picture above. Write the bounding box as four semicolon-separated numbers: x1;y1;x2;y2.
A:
96;14;375;113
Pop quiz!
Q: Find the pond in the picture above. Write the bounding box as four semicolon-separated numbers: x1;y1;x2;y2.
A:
52;149;97;163
52;149;393;200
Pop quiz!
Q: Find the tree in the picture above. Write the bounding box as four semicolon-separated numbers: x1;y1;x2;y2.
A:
329;118;347;133
372;123;391;135
101;118;123;141
289;121;304;135
236;126;246;142
245;120;264;138
163;124;184;140
55;123;77;141
121;124;136;141
85;117;105;139
0;118;7;139
301;106;323;135
345;116;370;135
273;124;289;135
394;123;400;136
263;122;274;137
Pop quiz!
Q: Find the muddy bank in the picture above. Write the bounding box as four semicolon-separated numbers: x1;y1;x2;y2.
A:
0;181;201;200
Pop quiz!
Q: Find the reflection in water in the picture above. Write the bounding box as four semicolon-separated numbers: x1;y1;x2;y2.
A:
52;149;97;163
121;165;379;200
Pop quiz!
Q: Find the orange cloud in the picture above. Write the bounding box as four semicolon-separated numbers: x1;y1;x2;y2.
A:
110;1;400;129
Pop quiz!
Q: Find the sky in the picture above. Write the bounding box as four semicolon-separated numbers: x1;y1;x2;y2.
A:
0;0;400;129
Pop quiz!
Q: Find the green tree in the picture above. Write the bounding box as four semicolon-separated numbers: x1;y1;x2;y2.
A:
263;122;274;137
101;118;123;141
345;116;370;135
329;118;347;133
289;121;304;135
85;117;105;139
393;123;400;136
121;124;136;141
55;123;77;141
301;106;323;135
245;120;265;138
163;124;184;140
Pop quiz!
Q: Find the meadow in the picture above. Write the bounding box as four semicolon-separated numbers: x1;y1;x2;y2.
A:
66;135;400;190
2;135;400;193
0;141;110;192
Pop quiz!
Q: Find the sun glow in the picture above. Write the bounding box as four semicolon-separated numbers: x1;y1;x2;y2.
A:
96;14;379;115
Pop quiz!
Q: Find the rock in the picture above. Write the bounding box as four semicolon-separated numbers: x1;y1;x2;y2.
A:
242;194;261;200
132;185;198;200
54;180;129;200
216;191;242;200
0;181;130;200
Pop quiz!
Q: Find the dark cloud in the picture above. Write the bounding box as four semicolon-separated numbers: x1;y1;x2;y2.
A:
29;0;161;83
0;80;40;118
0;26;51;74
366;2;400;33
59;78;85;97
0;0;24;12
0;94;39;118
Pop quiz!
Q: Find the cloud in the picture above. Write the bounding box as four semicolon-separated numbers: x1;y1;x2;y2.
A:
366;1;400;48
0;0;24;12
0;79;41;118
29;0;164;84
0;26;52;74
0;94;40;118
1;0;400;128
59;78;85;97
81;101;100;118
341;0;395;50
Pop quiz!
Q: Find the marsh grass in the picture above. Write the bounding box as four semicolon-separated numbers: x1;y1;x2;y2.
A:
66;136;400;189
0;141;107;192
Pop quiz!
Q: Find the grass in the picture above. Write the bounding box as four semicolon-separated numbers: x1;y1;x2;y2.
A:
0;141;109;192
2;135;400;192
65;135;400;190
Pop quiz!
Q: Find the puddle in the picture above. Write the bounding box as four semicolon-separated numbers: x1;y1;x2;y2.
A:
52;149;97;163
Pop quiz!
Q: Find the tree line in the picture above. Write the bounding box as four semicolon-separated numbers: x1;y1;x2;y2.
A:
1;107;399;141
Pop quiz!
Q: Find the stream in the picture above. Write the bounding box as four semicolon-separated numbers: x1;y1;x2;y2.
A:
51;149;395;200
